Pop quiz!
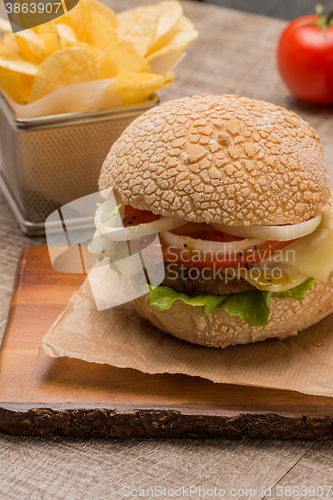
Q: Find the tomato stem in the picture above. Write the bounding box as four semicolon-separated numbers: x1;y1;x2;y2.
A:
313;4;333;30
327;9;333;26
315;4;324;16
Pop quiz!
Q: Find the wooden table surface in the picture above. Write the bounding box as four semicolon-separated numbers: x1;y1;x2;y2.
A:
1;0;333;497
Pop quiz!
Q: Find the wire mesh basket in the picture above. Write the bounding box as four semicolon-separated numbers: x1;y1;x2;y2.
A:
0;94;159;236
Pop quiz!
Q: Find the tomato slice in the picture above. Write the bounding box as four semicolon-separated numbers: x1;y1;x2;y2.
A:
160;237;294;270
123;205;160;226
122;206;296;270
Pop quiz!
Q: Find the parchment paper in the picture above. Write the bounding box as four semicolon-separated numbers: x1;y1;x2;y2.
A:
1;50;185;118
40;278;333;398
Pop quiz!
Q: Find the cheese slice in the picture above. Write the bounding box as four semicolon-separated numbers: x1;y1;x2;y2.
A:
233;190;333;290
281;192;333;282
238;261;308;292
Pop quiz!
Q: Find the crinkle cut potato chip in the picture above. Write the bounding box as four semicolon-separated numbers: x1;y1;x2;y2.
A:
0;0;197;105
1;33;21;56
54;3;82;35
116;1;183;57
115;72;174;105
0;52;38;76
83;0;118;26
79;0;118;50
28;47;99;103
56;23;102;58
100;41;152;79
15;31;53;63
153;1;184;47
35;22;62;52
0;67;24;103
20;74;34;102
53;1;117;48
147;16;198;62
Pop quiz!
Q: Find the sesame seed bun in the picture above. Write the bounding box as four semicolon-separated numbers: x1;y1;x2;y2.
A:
99;94;331;226
131;274;333;348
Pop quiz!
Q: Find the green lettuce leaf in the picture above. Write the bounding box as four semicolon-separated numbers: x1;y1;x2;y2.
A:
278;278;315;300
148;279;315;328
148;285;228;317
219;290;271;327
263;278;316;306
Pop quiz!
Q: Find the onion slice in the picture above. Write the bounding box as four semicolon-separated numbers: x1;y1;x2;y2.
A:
161;230;266;253
95;198;187;241
211;214;322;242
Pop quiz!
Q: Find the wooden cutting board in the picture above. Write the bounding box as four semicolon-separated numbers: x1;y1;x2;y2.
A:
1;247;333;439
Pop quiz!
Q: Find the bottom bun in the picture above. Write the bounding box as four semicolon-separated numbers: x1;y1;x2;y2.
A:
131;275;333;348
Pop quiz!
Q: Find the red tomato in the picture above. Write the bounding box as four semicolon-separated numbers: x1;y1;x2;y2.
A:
123;205;160;226
160;236;294;270
123;206;295;270
277;14;333;105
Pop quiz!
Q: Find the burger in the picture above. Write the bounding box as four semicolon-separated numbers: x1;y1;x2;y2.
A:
92;94;333;348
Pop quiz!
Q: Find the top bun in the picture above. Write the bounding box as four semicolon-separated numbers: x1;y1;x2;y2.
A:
99;94;331;226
